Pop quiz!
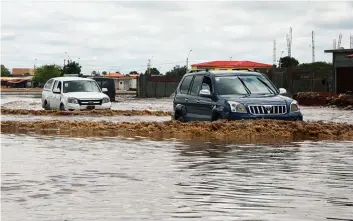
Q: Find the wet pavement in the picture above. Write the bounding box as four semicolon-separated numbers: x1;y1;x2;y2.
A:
1;134;353;221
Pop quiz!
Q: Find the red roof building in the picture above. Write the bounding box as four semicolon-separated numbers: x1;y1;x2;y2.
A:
191;60;272;71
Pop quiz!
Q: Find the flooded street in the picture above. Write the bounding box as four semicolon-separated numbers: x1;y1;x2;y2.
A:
2;94;353;123
2;134;353;220
2;94;353;220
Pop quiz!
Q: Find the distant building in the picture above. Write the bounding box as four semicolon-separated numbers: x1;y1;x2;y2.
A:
324;48;353;93
104;72;138;90
190;60;273;73
11;68;35;76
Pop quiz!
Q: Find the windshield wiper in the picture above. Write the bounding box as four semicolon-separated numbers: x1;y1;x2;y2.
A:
256;77;276;94
237;77;251;95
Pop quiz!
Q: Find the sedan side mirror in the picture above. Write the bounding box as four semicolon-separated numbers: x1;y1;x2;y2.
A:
53;88;61;94
279;88;287;95
102;88;108;92
199;89;212;97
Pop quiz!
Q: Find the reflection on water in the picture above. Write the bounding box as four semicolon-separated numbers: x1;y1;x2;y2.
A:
1;134;353;221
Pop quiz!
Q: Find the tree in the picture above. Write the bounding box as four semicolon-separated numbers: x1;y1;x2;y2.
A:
144;67;160;75
165;65;187;77
129;71;139;75
102;71;107;75
91;70;97;76
279;56;299;68
1;64;11;77
24;72;31;76
32;64;62;84
297;61;332;70
62;60;82;76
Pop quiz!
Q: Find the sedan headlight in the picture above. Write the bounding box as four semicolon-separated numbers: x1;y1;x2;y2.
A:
67;97;78;104
290;100;300;112
102;97;110;103
228;101;247;113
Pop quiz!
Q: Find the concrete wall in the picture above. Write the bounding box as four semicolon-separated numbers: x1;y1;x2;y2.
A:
270;68;333;95
137;69;334;98
137;75;182;98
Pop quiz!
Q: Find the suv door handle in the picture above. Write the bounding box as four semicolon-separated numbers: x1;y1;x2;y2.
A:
196;99;200;103
185;98;188;102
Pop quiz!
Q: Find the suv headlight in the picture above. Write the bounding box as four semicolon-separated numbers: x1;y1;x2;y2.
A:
67;97;78;104
290;100;300;112
228;101;247;113
102;97;110;103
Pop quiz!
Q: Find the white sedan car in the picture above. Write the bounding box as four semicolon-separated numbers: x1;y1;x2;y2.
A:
41;77;112;111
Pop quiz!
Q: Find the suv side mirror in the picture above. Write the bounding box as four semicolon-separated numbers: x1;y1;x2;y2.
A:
53;88;61;94
199;89;212;97
279;88;287;95
102;88;108;92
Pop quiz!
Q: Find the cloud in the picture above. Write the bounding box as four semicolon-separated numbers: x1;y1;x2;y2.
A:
1;1;352;74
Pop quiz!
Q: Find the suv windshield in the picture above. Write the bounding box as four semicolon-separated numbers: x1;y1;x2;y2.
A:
215;75;277;95
63;80;101;93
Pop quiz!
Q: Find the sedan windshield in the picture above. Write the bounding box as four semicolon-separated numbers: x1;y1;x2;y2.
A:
63;80;101;93
215;75;277;95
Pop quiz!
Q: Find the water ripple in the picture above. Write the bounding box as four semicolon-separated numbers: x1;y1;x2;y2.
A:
1;134;352;221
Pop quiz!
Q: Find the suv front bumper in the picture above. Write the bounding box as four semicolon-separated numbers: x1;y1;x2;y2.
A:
227;111;303;121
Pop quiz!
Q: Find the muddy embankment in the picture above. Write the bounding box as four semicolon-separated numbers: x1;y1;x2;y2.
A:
293;92;353;110
0;108;171;117
2;119;353;144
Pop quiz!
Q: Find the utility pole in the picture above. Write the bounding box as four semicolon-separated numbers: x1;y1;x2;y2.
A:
312;30;315;63
186;49;192;72
273;40;276;66
147;59;151;75
34;58;37;70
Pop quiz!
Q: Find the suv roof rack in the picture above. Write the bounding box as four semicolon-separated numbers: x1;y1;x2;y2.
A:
188;68;210;73
231;68;254;71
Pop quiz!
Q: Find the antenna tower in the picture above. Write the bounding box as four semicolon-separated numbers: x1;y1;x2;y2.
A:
286;27;292;57
337;33;342;48
333;39;337;49
312;31;315;63
273;40;276;65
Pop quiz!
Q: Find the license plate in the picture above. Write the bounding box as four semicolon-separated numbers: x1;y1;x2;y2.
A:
86;106;95;110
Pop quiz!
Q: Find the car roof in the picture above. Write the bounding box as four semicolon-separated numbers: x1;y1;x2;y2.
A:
184;70;263;77
51;77;95;81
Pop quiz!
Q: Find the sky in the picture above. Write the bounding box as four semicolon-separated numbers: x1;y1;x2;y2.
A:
1;0;353;75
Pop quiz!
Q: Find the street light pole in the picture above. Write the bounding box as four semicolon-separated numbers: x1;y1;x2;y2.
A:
186;49;192;72
65;52;71;62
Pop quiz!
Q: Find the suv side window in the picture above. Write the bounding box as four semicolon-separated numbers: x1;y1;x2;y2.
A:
189;75;204;96
201;76;212;92
57;81;62;91
179;75;193;94
52;80;59;91
44;79;54;90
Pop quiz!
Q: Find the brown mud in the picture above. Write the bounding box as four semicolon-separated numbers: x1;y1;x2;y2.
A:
2;119;353;144
0;108;172;117
293;92;353;110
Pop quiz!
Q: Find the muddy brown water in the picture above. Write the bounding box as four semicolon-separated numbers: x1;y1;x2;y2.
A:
2;95;353;220
1;133;353;221
2;95;353;124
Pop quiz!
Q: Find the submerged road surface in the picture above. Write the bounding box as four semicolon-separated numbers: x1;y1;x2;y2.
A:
1;94;353;124
1;134;353;221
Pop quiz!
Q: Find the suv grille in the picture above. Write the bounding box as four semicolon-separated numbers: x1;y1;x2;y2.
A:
78;99;102;106
248;105;287;115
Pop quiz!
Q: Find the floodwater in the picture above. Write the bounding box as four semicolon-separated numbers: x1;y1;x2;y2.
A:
1;134;353;221
2;94;353;124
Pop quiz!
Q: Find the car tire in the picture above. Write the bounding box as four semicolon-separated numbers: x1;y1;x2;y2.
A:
43;100;50;110
177;115;186;123
60;103;65;111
